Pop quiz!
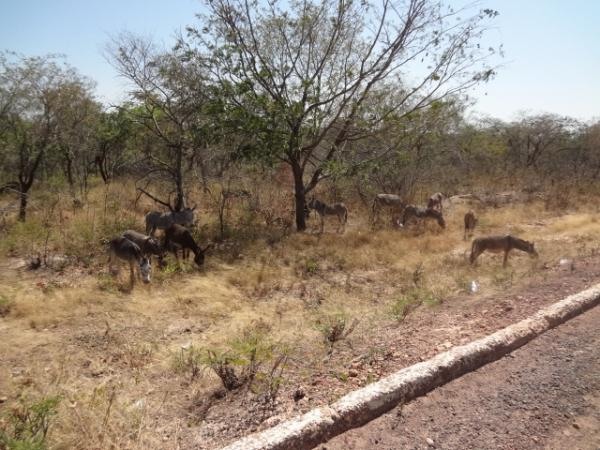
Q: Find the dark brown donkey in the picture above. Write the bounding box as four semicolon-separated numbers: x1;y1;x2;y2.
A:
470;235;538;267
163;224;212;267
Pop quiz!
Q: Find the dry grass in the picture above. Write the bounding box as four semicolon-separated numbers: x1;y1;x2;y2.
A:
2;179;600;448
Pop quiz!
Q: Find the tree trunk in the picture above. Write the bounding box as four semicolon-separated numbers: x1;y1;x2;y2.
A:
174;144;185;211
18;189;28;222
291;161;306;232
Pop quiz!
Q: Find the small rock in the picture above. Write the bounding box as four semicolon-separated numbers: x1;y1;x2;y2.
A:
181;341;192;350
469;280;479;293
572;422;580;430
263;415;281;428
293;388;305;402
426;437;435;446
348;369;359;378
0;396;7;403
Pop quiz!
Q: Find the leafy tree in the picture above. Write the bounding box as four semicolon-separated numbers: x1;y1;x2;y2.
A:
0;52;95;220
107;34;215;211
191;0;500;230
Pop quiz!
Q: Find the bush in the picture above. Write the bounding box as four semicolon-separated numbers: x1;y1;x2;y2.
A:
390;287;439;322
200;322;289;402
0;395;61;450
171;345;204;381
315;312;359;353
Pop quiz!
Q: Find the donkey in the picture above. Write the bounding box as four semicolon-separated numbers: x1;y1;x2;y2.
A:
307;198;348;233
163;224;212;267
372;194;405;226
400;205;446;229
427;192;444;213
108;237;151;287
145;207;196;236
463;210;478;241
470;235;538;268
122;230;165;267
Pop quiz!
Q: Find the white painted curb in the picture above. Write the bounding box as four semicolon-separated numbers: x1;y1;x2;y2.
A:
221;284;600;450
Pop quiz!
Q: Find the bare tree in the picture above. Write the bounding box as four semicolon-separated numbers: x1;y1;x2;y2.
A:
192;0;500;230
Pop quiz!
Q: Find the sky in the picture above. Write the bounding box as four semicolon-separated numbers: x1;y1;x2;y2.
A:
1;0;598;122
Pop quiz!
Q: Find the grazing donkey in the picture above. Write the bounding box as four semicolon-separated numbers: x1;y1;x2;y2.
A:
427;192;444;213
122;230;162;256
307;198;348;233
372;194;405;226
108;237;151;287
463;210;478;241
470;235;538;268
163;224;212;267
400;205;446;229
122;230;165;267
145;207;196;236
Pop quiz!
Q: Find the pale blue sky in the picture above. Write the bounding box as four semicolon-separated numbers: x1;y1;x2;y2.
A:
1;0;598;121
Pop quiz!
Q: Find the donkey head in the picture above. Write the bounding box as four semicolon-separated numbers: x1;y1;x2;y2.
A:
438;215;446;228
193;243;214;267
527;241;538;258
139;257;151;283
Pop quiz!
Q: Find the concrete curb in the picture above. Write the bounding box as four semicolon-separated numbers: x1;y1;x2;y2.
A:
221;284;600;450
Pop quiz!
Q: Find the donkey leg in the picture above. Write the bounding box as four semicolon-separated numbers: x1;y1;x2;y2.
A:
503;250;509;268
129;261;135;288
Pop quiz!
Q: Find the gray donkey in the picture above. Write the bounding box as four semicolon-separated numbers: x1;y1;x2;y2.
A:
307;198;348;233
399;205;446;229
122;230;165;266
108;237;151;288
145;207;196;236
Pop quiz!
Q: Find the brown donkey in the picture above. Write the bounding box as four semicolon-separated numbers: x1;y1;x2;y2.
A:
470;235;538;268
463;210;478;241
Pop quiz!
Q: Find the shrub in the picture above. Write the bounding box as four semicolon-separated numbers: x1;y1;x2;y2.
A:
304;258;319;275
0;395;61;450
200;322;289;402
390;287;439;322
315;312;359;353
171;345;204;381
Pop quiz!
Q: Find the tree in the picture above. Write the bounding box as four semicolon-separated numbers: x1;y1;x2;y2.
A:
53;78;101;199
107;34;214;212
192;0;500;230
94;108;137;184
0;53;95;220
505;114;577;171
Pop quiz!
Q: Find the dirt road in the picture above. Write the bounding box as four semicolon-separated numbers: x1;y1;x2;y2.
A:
322;304;600;450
